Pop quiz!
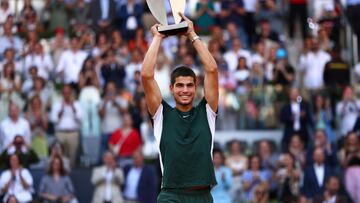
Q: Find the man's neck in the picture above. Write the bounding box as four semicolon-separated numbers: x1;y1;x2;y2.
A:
176;104;193;112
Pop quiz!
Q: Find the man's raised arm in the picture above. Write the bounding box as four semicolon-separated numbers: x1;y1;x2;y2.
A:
180;13;219;112
141;24;164;116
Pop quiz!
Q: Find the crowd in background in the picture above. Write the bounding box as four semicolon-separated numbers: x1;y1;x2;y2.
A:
0;0;360;202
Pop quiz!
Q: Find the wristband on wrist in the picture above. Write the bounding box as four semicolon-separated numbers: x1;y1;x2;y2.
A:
190;35;200;43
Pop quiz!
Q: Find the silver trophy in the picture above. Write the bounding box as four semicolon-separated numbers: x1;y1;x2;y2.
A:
146;0;188;35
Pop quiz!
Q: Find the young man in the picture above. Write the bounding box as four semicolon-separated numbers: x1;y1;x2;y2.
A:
141;13;219;203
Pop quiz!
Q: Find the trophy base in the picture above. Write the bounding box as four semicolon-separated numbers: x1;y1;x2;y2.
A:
158;22;188;35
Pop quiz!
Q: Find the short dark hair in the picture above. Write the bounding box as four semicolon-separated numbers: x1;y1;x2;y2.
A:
170;66;196;85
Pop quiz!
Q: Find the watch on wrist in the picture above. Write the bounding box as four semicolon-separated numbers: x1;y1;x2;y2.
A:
190;35;200;43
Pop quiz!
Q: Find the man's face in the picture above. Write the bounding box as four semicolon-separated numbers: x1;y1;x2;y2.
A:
326;177;339;195
170;76;196;107
9;104;19;120
313;148;325;164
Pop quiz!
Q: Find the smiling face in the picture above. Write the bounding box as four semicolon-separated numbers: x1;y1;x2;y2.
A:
170;76;196;111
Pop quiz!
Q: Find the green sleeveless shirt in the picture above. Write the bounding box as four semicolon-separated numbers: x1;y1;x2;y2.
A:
152;98;217;189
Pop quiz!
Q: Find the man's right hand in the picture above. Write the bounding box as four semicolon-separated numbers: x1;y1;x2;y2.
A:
151;24;166;39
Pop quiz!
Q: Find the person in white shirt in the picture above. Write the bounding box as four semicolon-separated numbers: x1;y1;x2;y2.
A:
299;38;331;90
0;154;33;203
0;0;12;25
56;37;88;85
50;85;83;166
0;21;23;59
223;38;252;73
0;103;31;152
24;43;54;80
0;48;22;74
91;151;124;203
125;49;143;90
336;86;360;137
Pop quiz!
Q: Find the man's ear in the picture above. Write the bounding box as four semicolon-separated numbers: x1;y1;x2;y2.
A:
169;84;174;94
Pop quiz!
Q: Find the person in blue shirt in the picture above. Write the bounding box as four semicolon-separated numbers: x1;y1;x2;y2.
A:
211;149;233;203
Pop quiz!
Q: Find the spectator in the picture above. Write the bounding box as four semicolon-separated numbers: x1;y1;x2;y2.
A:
56;36;88;86
100;49;127;90
0;62;22;94
313;95;335;143
241;155;270;202
0;0;12;25
250;183;270;203
287;134;306;169
256;0;284;36
5;195;18;203
24;43;54;80
345;154;360;203
25;95;49;159
88;0;116;32
253;19;280;44
336;86;360;137
211;149;233;203
276;153;301;202
194;0;216;34
78;57;100;90
0;135;39;170
306;129;337;167
242;0;257;44
46;142;71;174
271;48;295;87
0;103;31;152
301;147;335;200
109;113;142;166
123;149;158;203
154;52;171;101
234;57;250;95
21;66;38;94
91;151;124;203
27;77;51;110
299;38;331;90
110;30;129;66
258;140;278;171
92;33;110;59
225;140;247;202
224;38;251;73
0;20;23;58
71;0;90;31
47;0;70;33
0;154;33;203
288;0;308;39
313;176;347;203
346;0;360;59
338;132;360;167
48;28;69;66
99;82;128;154
0;48;22;74
280;88;312;150
220;0;246;40
117;0;143;39
127;28;148;54
50;85;83;166
124;49;143;89
323;47;350;88
317;27;334;52
39;155;76;203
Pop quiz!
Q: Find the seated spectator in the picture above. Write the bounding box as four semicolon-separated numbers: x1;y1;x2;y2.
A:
313;176;347;203
0;154;33;203
338;132;360;167
241;155;270;202
48;28;69;66
25;95;49;159
99;82;128;154
110;30;128;66
225;140;247;203
250;183;269;203
89;0;116;32
100;49;126;90
224;38;252;73
24;43;54;80
249;62;266;87
117;0;143;39
253;19;280;44
56;37;88;86
258;140;278;171
91;151;124;203
234;57;249;96
306;129;337;167
0;62;22;94
123;149;158;203
194;0;216;34
92;33;110;59
280;88;312;150
336;86;360;138
272;49;295;87
128;28;148;54
211;149;233;203
78;58;100;90
275;153;301;202
345;154;360;203
47;0;71;33
109;113;142;166
0;0;12;25
0;21;23;58
0;135;39;170
313;95;335;143
46;142;71;174
301;147;335;200
287;135;306;169
39;155;76;203
0;48;22;73
21;66;38;94
50;85;83;166
27;77;51;110
323;47;350;88
125;49;143;90
0;103;31;152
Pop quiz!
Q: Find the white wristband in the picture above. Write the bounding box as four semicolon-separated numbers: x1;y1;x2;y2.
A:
191;35;200;43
